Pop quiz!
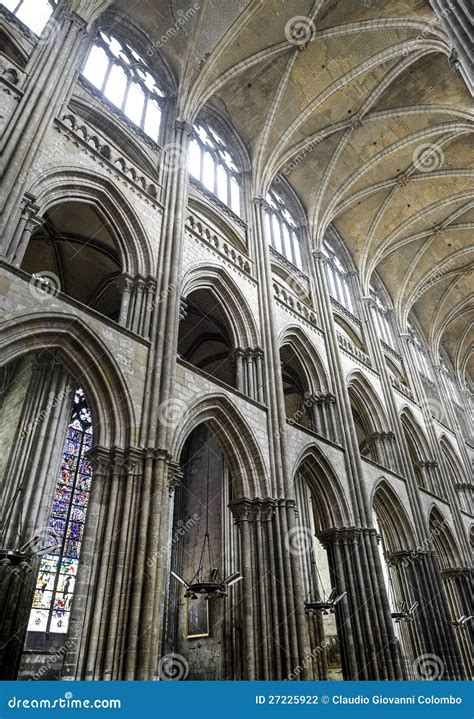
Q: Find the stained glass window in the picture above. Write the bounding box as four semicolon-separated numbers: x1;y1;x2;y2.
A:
81;30;165;143
27;389;92;634
189;123;242;215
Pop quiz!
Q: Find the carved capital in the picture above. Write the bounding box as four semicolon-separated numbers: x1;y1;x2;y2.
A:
174;118;194;137
229;497;276;523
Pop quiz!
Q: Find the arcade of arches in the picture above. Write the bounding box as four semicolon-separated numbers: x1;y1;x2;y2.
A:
0;0;472;682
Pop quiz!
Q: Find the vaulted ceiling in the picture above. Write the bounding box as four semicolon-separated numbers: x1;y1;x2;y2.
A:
95;0;473;383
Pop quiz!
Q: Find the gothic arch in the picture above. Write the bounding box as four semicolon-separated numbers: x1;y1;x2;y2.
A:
291;443;352;530
181;263;260;349
169;393;269;498
279;326;329;393
440;435;466;483
192;104;251;174
347;371;389;432
400;408;432;461
1;312;134;449
429;506;461;570
372;479;416;553
25;166;154;277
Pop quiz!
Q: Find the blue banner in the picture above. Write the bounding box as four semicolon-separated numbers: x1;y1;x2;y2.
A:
0;681;472;719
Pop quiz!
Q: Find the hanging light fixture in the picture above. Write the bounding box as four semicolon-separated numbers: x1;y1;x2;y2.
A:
305;587;347;616
0;484;60;574
391;601;418;623
170;426;242;600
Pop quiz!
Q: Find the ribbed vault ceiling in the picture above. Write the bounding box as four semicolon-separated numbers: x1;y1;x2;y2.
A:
103;0;473;383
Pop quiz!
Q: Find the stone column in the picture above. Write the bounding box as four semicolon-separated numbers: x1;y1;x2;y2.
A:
1;3;93;253
229;497;309;680
320;527;402;680
307;254;404;679
0;354;73;679
118;274;134;328
254;348;265;403
6;193;42;266
441;567;473;679
387;551;466;680
130;119;193;680
76;448;145;680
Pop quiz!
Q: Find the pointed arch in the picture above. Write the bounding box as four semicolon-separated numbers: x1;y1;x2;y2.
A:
1;312;134;448
429;506;461;569
440;435;467;484
372;479;416;553
169;393;269;498
279;325;329;393
181;263;260;348
400;408;432;461
26;166;155;277
347;370;389;433
291;443;352;530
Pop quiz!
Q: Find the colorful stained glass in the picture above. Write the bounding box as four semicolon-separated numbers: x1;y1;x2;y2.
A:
27;389;93;634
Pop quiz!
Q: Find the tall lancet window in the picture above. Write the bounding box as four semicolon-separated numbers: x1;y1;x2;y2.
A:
322;238;354;315
369;284;395;348
265;188;302;269
189;122;242;215
81;30;165;142
407;321;432;379
27;389;93;634
1;0;54;34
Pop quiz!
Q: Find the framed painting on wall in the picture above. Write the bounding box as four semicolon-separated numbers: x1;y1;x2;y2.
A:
184;595;209;639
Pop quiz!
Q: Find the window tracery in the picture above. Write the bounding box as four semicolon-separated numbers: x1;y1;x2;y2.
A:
189;123;241;215
265;188;302;269
82;30;165;142
27;389;93;634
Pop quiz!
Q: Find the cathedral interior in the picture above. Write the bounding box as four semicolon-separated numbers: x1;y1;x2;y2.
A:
0;0;472;682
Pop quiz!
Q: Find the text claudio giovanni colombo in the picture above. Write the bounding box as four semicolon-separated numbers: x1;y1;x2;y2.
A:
254;694;463;705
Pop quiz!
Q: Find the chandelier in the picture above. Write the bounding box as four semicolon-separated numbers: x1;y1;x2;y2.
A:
170;427;242;600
